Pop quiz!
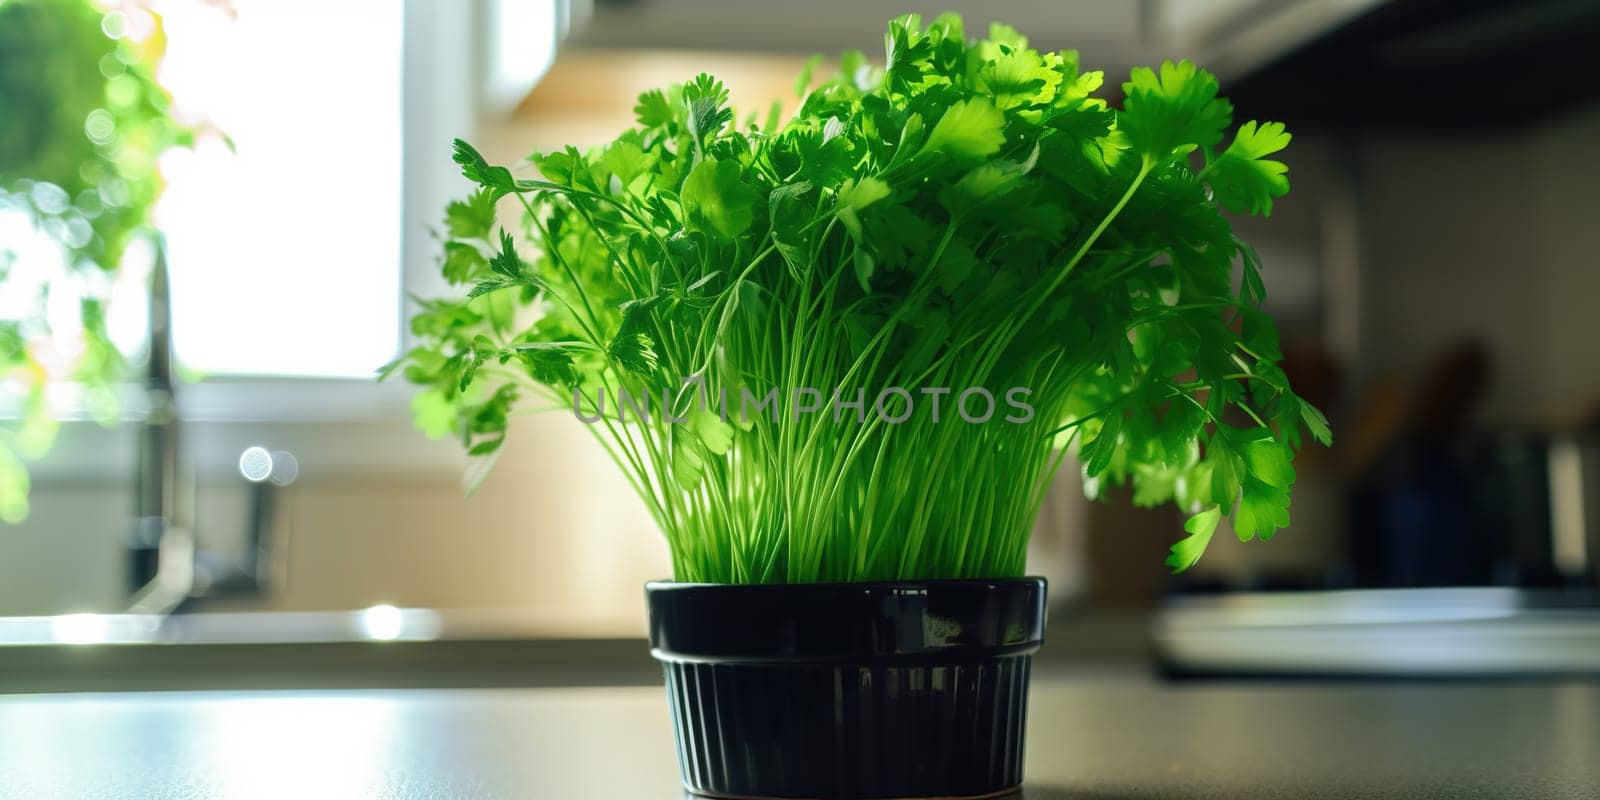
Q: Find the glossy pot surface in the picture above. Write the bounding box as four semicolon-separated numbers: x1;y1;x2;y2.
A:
647;578;1047;799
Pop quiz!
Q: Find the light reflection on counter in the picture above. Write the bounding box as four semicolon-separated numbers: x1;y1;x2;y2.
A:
0;605;444;646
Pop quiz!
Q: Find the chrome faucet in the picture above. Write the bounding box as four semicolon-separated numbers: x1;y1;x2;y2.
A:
125;236;294;614
127;236;193;615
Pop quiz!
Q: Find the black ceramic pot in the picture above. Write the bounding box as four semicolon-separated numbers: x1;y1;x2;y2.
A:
646;578;1047;799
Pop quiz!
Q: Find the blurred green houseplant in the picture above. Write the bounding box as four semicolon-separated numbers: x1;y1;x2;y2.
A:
393;14;1330;583
0;0;183;521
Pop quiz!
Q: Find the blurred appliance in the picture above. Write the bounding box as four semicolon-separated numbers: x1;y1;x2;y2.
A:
1347;431;1600;589
1159;430;1600;677
1155;587;1600;677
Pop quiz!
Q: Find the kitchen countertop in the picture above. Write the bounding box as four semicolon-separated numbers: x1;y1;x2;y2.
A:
3;674;1596;798
0;611;1150;694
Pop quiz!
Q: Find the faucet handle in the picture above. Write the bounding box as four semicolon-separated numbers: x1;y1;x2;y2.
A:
189;445;300;597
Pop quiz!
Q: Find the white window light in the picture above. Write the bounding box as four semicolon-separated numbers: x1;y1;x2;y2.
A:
155;0;405;378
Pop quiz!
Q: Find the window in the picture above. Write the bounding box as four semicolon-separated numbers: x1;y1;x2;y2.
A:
156;0;405;378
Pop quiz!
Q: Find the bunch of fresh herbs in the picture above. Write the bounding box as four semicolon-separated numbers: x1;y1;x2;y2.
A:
392;14;1329;582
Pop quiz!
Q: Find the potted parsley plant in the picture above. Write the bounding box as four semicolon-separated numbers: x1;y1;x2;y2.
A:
392;13;1327;799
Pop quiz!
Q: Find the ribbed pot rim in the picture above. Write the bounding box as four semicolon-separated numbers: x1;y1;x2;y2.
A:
646;577;1047;663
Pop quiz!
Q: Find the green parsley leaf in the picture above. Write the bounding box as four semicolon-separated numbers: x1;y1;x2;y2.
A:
681;157;757;240
684;73;734;148
1300;401;1333;447
1166;506;1222;573
1205;120;1291;216
939;159;1024;217
921;97;1007;161
836;176;891;237
411;389;455;440
488;229;525;279
838;176;891;212
441;242;487;285
1118;60;1231;161
452;139;518;197
634;88;675;129
445;189;498;239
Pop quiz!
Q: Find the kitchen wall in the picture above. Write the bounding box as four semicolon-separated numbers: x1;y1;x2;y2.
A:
0;412;668;632
1360;105;1600;428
